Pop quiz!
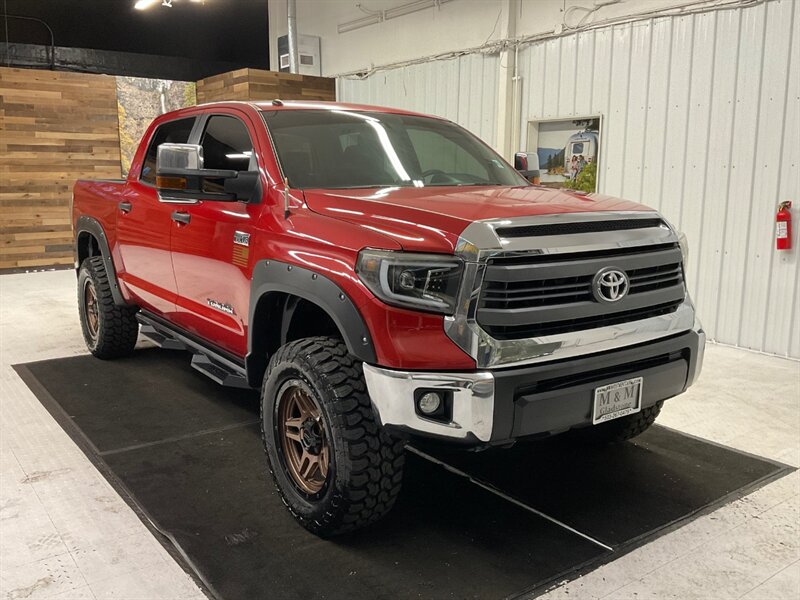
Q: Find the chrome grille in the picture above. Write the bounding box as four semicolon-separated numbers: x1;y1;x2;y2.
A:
477;244;685;340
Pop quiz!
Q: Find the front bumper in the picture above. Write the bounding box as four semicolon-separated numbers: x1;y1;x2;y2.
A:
363;327;705;445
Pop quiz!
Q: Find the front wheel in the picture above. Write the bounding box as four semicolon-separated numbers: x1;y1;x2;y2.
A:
260;336;405;537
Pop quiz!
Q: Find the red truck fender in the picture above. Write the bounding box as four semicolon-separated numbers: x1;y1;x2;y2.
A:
245;259;376;387
74;216;127;307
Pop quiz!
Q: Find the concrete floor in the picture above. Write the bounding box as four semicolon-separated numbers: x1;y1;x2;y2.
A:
0;269;798;600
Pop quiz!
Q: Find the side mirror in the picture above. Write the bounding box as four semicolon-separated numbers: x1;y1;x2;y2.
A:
514;152;541;185
155;143;260;203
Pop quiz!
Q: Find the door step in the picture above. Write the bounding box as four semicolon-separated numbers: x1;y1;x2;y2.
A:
190;354;251;389
140;324;186;351
136;312;253;389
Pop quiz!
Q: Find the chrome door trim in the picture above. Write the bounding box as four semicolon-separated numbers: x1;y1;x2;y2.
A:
157;193;201;205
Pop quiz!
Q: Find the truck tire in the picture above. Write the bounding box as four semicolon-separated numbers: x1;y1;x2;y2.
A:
575;401;663;444
260;336;405;537
78;256;139;359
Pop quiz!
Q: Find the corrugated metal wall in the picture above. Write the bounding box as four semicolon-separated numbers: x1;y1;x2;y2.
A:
337;0;799;359
517;0;799;358
337;52;500;146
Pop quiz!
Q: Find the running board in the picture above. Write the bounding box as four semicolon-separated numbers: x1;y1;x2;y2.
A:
190;354;250;389
140;324;186;351
136;313;252;389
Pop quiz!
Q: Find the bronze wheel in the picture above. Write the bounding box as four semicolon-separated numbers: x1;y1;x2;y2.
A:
77;256;138;358
83;278;100;341
261;337;405;536
277;381;330;495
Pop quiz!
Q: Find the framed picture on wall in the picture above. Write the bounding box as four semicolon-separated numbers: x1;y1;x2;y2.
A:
526;116;602;192
116;77;197;176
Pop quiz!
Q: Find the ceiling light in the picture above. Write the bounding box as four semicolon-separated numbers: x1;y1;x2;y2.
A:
135;0;205;10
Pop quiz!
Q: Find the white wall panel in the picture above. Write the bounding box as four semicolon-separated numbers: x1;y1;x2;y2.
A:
639;18;673;216
337;52;500;145
716;5;767;344
517;0;799;357
336;0;799;358
762;0;800;357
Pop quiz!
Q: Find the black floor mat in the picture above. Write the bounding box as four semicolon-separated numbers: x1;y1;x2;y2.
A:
14;349;791;600
414;424;786;549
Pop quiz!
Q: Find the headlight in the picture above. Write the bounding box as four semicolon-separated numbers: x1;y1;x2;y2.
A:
677;231;689;269
356;249;463;315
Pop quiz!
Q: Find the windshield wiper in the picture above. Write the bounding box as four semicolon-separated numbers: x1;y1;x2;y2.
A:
423;182;498;187
321;184;413;190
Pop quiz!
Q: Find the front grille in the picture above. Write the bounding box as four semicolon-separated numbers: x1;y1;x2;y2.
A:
494;218;665;239
477;244;685;340
481;262;682;310
483;300;683;339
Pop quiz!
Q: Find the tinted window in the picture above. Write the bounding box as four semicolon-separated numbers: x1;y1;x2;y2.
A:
262;109;526;190
140;117;195;184
407;128;489;181
200;115;254;172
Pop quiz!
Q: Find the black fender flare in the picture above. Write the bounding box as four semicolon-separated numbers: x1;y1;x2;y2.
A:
74;216;127;306
247;259;376;366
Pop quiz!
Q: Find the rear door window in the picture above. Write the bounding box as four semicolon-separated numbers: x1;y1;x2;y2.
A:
140;117;196;184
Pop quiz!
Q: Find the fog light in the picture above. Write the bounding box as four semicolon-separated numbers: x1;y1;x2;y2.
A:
417;392;442;415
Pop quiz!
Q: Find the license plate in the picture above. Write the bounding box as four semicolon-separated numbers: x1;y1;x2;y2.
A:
592;377;643;425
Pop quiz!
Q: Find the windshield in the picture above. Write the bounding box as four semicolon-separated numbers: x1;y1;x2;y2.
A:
261;109;527;189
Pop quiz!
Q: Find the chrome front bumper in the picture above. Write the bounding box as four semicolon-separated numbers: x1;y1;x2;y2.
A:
364;326;705;444
362;365;495;442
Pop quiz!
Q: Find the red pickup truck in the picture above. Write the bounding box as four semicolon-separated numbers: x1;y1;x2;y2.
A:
72;101;704;536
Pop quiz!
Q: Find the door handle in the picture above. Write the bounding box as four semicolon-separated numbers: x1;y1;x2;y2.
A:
118;201;132;213
171;210;191;225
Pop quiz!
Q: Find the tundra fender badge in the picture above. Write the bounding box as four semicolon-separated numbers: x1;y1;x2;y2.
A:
207;299;235;315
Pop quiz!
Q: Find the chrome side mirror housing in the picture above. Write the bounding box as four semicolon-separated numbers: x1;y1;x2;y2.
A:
513;152;541;184
157;143;204;171
154;143;260;203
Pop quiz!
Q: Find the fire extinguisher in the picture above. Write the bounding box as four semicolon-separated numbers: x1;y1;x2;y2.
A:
776;200;792;250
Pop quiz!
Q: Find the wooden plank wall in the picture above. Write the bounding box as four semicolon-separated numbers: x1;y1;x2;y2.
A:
197;68;335;103
1;67;335;272
195;69;251;102
0;67;122;271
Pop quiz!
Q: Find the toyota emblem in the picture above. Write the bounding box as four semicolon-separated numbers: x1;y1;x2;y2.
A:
592;267;629;303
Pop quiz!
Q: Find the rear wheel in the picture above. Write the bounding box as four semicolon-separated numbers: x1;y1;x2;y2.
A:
574;401;663;444
78;256;139;359
261;336;405;537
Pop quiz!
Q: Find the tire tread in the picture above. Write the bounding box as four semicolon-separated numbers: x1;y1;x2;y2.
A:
79;256;138;359
261;336;405;536
578;401;663;444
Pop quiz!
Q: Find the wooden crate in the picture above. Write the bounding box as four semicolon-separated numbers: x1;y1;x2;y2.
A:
197;68;335;104
0;67;122;272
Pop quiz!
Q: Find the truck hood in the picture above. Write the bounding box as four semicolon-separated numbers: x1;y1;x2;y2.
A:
303;185;654;253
